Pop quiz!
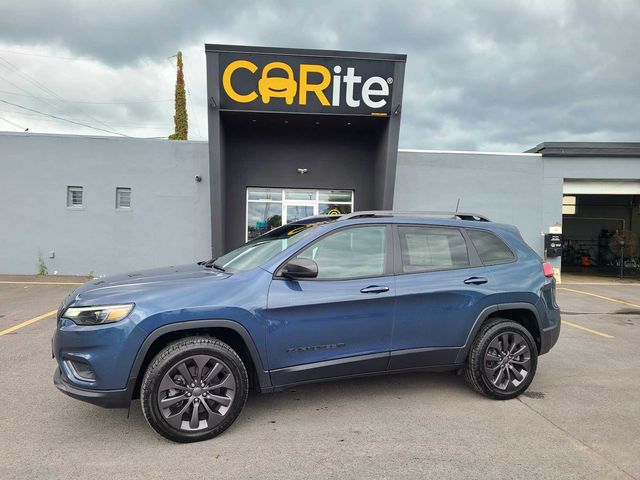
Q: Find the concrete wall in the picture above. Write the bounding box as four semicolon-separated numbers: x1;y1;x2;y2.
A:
3;132;638;279
394;151;640;278
394;150;546;254
0;132;210;276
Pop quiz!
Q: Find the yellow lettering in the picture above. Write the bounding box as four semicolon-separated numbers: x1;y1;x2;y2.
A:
258;62;297;105
298;64;331;106
222;60;258;103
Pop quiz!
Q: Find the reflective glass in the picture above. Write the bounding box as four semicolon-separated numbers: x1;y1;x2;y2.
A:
247;203;282;240
318;204;352;215
248;188;283;202
318;190;352;203
284;189;316;201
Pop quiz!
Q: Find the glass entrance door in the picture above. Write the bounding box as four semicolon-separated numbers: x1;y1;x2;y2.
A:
246;188;354;241
284;203;315;223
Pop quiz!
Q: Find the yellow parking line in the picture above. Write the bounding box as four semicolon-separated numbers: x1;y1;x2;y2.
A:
0;281;83;285
558;287;640;310
562;320;614;339
0;310;57;336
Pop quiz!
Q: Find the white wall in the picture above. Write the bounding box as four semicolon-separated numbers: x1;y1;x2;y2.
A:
394;150;545;254
0;132;211;276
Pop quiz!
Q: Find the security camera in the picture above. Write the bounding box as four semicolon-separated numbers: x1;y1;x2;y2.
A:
297;168;308;175
195;175;202;182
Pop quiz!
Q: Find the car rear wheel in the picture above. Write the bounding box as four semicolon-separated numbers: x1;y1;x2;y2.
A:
141;336;248;442
464;319;538;400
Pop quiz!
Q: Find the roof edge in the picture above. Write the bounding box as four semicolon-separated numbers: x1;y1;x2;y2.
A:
527;142;640;157
399;148;541;157
0;130;208;144
205;43;407;62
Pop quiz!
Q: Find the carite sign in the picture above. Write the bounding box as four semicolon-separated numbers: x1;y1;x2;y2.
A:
218;52;396;116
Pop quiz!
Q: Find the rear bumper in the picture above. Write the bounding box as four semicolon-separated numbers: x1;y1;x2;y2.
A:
539;311;561;355
53;367;132;409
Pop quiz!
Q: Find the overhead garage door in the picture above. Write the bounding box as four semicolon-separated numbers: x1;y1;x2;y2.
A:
564;179;640;195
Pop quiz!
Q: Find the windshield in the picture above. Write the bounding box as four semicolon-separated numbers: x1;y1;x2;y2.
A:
212;223;324;272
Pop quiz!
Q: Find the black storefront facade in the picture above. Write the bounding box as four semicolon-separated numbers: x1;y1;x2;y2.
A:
205;44;406;256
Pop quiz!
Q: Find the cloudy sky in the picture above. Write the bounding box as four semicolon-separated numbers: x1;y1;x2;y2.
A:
0;0;638;151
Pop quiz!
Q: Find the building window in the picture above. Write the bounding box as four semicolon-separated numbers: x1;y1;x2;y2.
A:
246;188;354;241
67;186;83;208
562;195;576;215
116;187;131;209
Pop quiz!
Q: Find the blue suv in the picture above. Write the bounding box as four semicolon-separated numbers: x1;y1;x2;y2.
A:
53;211;560;442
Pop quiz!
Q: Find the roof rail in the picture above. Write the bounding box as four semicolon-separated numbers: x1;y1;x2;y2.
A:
338;210;491;222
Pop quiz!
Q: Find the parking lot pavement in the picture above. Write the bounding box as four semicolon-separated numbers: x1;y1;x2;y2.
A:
1;277;639;480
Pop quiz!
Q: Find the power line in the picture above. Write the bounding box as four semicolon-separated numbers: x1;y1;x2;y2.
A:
0;115;26;130
0;49;79;61
0;90;173;104
0;110;171;129
0;56;120;132
0;98;128;136
0;73;61;110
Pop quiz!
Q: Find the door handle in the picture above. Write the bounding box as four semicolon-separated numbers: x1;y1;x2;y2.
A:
463;277;488;285
360;285;390;294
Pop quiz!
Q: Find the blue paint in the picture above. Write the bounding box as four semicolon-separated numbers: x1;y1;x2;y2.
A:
53;215;560;397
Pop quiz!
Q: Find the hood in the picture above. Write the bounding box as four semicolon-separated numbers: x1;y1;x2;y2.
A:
63;263;228;308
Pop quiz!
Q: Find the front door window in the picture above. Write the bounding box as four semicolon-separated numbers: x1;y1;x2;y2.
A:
246;188;354;241
296;226;387;279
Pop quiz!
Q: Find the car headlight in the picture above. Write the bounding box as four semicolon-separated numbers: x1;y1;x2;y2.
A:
63;304;134;325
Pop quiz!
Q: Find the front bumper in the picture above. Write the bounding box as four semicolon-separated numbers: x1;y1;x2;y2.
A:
53;367;133;408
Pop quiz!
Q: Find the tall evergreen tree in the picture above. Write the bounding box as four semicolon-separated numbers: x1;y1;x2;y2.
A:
169;51;188;140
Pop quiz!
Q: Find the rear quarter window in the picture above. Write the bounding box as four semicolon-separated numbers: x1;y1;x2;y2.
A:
467;229;516;265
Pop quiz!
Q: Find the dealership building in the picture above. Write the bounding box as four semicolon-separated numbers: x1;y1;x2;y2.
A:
1;45;639;280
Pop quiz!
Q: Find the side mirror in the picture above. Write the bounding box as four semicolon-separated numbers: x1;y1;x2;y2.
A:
281;258;318;279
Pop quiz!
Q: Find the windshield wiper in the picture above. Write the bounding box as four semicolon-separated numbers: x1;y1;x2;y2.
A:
200;259;225;272
211;262;225;272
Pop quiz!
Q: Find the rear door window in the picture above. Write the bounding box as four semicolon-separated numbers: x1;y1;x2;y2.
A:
397;226;470;273
467;229;515;265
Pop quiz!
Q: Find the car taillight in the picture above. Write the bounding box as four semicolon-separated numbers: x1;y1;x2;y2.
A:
543;262;554;278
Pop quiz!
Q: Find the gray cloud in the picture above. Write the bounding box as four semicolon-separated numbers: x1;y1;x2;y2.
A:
0;0;638;150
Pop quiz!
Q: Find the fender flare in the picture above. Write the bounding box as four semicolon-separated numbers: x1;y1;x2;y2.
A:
128;319;272;393
454;302;542;364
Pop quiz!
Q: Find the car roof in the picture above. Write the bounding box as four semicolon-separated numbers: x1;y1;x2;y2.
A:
297;211;490;226
293;211;518;235
339;211;491;222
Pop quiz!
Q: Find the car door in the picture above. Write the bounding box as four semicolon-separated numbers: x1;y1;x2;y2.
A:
266;224;395;387
389;225;496;370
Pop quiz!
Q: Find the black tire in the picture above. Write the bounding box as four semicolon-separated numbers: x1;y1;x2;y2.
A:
141;336;248;443
464;318;538;400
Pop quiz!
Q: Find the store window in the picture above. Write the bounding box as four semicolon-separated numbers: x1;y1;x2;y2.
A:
246;188;354;241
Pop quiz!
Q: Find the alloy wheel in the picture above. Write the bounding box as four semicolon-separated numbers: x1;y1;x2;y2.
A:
483;331;531;392
157;354;236;431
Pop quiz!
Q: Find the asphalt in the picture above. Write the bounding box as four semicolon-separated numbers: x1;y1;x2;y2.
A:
1;276;638;479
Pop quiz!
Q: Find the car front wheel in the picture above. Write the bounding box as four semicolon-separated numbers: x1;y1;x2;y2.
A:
464;319;538;400
141;336;248;442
